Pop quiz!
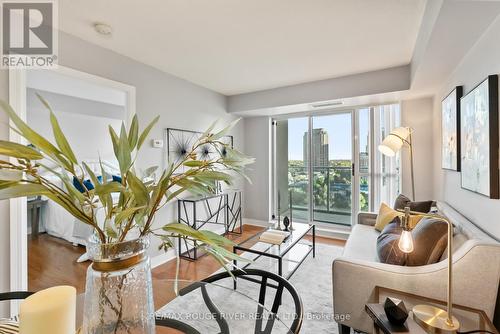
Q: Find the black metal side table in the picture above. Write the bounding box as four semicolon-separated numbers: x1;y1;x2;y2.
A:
177;189;242;260
27;197;47;238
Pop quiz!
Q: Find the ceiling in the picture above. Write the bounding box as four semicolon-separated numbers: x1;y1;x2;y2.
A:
59;0;426;95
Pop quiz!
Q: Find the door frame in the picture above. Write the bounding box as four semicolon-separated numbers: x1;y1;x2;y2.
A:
8;66;136;315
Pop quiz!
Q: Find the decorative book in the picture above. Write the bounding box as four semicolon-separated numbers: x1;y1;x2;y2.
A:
259;229;291;245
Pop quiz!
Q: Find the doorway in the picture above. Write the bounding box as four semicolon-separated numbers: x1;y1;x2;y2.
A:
8;66;135;314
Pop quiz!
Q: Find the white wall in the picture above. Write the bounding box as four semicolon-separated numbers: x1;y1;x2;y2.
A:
401;97;435;201
27;89;124;164
0;31;245;316
432;15;500;239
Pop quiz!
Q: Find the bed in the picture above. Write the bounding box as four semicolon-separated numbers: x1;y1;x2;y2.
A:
38;160;120;248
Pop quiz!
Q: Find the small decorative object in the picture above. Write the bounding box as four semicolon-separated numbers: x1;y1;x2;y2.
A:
460;75;499;198
19;286;76;334
0;96;253;333
383;297;408;326
442;86;463;171
283;216;290;231
166;128;234;174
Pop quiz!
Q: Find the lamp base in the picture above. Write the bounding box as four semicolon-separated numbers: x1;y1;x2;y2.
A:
412;305;460;333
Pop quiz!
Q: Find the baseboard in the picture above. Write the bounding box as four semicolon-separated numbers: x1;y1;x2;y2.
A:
151;249;176;269
242;218;349;240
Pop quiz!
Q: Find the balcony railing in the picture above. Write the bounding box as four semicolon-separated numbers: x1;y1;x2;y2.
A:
281;165;368;225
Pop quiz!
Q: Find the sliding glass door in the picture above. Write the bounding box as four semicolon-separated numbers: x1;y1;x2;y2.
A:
311;113;353;225
273;104;401;227
275;117;310;222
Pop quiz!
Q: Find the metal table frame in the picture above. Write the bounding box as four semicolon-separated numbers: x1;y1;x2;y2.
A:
232;223;315;288
177;190;242;260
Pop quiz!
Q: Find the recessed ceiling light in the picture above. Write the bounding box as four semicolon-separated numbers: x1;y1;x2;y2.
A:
94;23;112;36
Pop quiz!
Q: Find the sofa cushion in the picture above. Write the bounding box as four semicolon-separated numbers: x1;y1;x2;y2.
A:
393;194;433;213
342;224;380;261
376;218;406;265
406;217;448;266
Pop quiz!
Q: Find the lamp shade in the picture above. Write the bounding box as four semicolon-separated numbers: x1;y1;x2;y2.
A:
378;127;411;157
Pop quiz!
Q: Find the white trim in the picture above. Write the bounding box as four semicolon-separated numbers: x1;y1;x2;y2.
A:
8;68;27;316
8;66;136;315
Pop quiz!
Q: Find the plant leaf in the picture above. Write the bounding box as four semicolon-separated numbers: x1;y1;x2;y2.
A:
137;115;159;149
128;114;139;150
0;141;43;160
183;160;205;167
116;123;132;176
127;171;149;206
115;206;146;226
0;99;72;170
0;183;49;199
210;118;240;141
47;104;77;164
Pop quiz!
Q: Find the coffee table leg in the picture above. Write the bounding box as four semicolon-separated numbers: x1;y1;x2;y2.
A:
313;225;316;258
233;246;237;290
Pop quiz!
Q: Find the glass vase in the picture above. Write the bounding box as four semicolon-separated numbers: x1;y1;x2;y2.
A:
82;237;155;334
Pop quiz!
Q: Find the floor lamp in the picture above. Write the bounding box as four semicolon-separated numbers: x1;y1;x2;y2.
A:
378;127;416;201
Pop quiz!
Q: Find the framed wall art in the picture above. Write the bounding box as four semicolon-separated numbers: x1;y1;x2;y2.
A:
165;127;234;174
460;75;499;199
442;86;463;171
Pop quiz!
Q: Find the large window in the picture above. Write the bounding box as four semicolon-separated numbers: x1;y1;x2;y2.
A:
273;104;401;226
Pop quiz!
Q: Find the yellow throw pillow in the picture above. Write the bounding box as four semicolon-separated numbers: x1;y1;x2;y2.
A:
374;202;424;231
408;214;424;229
374;202;401;231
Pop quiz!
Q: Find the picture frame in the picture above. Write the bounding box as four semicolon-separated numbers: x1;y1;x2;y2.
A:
441;86;463;171
460;75;499;199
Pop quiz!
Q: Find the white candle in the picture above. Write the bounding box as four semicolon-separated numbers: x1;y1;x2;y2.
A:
19;286;76;334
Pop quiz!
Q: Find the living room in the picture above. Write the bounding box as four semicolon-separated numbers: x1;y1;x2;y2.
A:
0;1;499;333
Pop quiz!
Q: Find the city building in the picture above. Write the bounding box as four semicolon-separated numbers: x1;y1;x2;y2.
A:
303;128;329;167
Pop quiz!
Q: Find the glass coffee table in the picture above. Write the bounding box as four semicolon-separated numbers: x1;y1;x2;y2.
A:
233;222;315;285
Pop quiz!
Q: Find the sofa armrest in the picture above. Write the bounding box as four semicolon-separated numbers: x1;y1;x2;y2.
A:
332;243;500;333
357;212;377;226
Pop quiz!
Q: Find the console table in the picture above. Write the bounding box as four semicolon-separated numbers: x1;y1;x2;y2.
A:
177;189;242;260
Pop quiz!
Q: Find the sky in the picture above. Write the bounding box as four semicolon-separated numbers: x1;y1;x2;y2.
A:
286;109;369;161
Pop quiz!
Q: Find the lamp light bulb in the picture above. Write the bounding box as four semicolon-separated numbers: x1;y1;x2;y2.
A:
398;230;414;253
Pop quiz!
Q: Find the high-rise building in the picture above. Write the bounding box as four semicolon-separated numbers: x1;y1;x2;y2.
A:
303;128;329;167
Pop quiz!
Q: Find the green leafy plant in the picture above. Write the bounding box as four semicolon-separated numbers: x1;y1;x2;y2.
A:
0;95;254;271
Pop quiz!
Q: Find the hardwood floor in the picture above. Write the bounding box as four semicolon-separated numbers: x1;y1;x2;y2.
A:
28;225;345;332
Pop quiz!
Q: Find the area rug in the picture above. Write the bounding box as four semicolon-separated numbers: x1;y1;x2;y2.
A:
157;243;344;333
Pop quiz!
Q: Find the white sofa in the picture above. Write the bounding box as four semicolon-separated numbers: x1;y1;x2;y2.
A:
332;201;500;333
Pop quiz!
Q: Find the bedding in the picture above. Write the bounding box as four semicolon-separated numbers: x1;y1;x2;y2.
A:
38;160;120;246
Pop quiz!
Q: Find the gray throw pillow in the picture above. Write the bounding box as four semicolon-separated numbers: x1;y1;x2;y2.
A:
406;217;448;266
377;216;449;266
377;217;406;265
393;194;433;213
